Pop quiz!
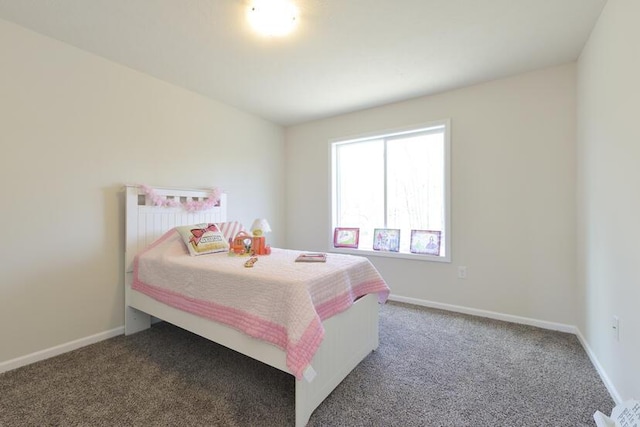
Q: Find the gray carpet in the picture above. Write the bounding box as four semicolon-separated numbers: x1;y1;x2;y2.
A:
0;302;614;426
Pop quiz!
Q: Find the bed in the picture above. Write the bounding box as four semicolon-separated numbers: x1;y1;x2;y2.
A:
123;185;389;426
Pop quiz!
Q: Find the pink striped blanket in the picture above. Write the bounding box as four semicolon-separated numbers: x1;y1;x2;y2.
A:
133;230;390;380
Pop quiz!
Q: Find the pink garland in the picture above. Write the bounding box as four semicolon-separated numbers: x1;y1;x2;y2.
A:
139;185;222;212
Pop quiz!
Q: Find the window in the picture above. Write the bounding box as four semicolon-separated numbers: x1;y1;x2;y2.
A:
330;120;450;261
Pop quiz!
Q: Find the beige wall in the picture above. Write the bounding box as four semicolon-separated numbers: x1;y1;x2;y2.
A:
0;19;285;364
577;0;640;401
4;2;636;402
286;64;577;326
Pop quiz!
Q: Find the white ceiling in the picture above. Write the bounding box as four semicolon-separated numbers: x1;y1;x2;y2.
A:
0;0;606;126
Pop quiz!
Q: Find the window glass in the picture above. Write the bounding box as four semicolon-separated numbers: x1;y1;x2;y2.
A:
331;121;450;261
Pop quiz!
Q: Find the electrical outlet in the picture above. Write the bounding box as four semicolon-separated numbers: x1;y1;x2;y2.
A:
612;316;620;341
457;266;467;279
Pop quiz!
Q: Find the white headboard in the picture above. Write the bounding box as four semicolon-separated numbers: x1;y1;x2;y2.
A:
124;185;227;272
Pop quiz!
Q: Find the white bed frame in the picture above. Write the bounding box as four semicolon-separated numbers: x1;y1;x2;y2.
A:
123;185;380;426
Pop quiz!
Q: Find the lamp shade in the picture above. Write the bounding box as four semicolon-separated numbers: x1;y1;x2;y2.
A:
251;218;272;236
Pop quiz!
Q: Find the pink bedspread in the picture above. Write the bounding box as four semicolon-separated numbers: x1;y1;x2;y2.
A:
133;230;390;380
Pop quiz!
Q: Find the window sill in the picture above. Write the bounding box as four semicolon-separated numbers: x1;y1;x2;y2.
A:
330;247;451;263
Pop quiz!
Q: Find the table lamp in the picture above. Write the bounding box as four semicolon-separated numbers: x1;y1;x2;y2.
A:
250;218;272;255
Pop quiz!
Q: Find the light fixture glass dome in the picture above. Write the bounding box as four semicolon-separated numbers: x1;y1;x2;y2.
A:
248;0;298;37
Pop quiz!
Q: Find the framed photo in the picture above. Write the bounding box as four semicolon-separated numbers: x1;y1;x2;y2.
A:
333;227;360;248
410;230;441;255
373;228;400;252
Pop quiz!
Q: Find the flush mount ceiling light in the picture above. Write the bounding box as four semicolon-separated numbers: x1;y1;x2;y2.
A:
248;0;298;37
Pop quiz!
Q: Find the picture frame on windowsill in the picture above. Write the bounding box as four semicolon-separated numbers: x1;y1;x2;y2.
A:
372;228;400;252
410;230;441;256
333;227;360;248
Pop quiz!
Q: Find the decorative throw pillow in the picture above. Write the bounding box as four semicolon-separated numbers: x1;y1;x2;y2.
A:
216;221;246;243
176;223;229;256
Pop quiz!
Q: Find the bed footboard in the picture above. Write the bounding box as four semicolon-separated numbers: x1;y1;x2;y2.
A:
126;277;379;427
295;293;379;427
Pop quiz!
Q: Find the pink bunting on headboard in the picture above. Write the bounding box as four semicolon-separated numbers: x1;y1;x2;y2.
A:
138;185;221;212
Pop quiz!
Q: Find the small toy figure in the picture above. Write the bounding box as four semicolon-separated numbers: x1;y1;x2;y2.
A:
244;257;258;268
231;231;253;255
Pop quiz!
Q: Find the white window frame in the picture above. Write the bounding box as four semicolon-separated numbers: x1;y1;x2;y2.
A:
329;119;451;262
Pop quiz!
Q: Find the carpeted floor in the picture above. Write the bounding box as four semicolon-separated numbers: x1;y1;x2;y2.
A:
0;301;614;426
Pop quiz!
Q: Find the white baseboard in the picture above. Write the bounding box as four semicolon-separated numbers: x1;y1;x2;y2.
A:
388;294;577;333
574;330;623;405
388;294;622;404
0;326;124;374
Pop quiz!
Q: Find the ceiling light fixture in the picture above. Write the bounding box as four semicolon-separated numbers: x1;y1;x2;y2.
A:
248;0;298;37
